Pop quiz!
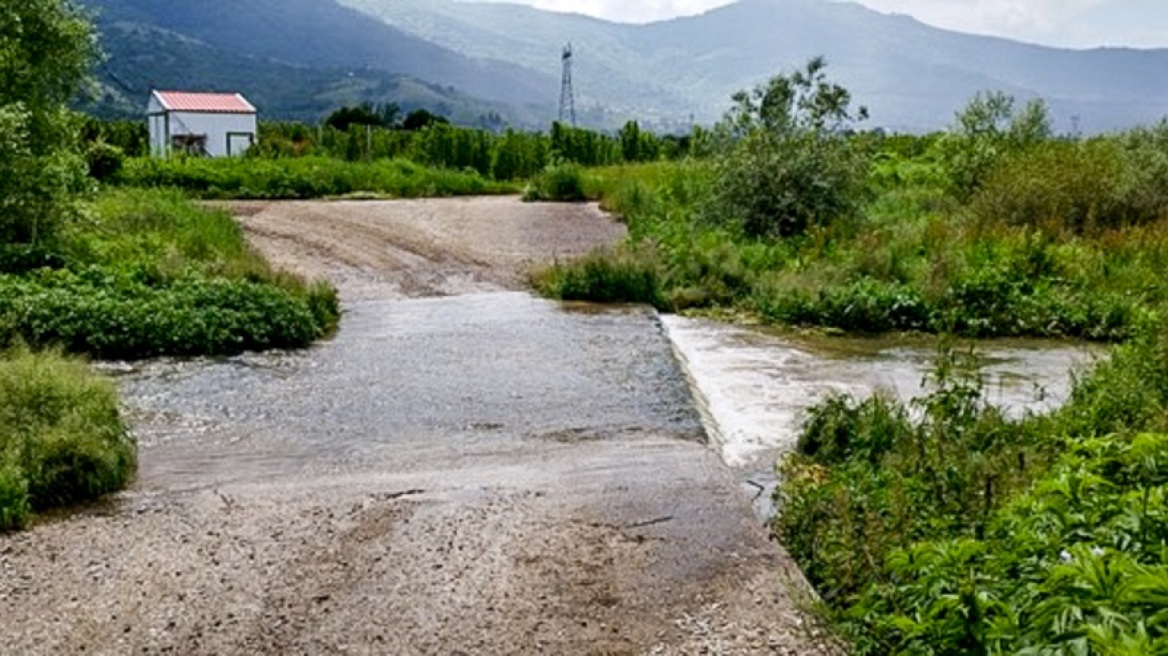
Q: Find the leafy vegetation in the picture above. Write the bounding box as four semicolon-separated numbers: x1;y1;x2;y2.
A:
776;331;1168;654
0;188;339;358
0;0;96;245
703;57;871;239
116;156;515;200
0;345;135;531
522;162;589;202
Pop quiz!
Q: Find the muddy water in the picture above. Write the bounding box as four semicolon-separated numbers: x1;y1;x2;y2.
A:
663;315;1103;515
111;293;702;492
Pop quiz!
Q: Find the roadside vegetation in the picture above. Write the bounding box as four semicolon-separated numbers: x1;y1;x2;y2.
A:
0;346;135;531
532;59;1168;653
90;108;681;200
0;0;337;529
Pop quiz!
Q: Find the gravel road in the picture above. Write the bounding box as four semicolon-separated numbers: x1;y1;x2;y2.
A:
0;198;833;655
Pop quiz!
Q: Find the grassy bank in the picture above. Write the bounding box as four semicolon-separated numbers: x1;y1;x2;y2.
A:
0;188;339;359
116;156;518;200
0;346;135;531
536;148;1163;342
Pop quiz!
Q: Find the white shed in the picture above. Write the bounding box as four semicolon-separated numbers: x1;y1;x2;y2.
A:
147;90;257;158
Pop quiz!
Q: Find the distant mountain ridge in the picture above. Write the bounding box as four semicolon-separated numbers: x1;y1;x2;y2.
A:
82;0;1168;132
341;0;1168;132
80;0;557;123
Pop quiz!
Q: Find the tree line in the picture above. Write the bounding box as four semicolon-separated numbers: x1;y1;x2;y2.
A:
83;103;699;182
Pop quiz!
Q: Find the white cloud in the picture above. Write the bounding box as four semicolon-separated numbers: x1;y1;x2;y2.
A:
488;0;735;23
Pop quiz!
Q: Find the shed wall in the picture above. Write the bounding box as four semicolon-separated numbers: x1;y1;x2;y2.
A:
150;111;257;157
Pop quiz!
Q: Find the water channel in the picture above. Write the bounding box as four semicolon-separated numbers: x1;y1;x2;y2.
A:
663;315;1102;517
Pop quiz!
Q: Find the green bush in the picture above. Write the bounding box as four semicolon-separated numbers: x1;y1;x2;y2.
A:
85;141;125;182
705;130;869;239
532;247;663;307
970;139;1168;234
0;267;337;359
0;347;135;531
522;161;589;202
703;58;870;239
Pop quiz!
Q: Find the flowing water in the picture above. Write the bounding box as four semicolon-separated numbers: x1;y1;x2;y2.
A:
109;296;1101;519
663;315;1103;516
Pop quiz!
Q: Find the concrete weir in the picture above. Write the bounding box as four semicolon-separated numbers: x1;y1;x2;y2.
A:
660;313;1099;518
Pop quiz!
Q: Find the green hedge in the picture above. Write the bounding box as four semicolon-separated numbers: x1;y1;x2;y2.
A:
117;156;516;200
0;266;338;360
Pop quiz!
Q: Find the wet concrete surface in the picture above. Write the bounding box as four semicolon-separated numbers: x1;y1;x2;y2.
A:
119;294;702;491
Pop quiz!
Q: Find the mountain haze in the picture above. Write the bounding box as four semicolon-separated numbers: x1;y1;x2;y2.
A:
342;0;1168;132
82;0;1168;132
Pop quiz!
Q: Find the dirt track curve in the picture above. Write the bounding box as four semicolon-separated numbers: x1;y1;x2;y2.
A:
0;198;833;655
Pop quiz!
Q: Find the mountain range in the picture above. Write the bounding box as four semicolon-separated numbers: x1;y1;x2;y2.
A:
80;0;1168;133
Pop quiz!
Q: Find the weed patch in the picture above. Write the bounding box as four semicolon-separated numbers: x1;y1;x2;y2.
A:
0;346;135;531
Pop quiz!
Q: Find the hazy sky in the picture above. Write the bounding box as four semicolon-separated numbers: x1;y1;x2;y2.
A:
477;0;1168;49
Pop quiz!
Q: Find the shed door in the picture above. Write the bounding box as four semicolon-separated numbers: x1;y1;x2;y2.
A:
227;132;254;157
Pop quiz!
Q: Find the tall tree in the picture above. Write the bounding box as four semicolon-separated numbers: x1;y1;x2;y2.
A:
0;0;96;244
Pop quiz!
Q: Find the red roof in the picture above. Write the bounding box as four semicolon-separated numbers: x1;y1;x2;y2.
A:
152;90;256;114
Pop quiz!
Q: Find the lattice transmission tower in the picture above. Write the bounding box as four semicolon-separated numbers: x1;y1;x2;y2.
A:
559;43;576;126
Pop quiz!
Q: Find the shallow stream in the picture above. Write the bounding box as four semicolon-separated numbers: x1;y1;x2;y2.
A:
109;295;1101;520
663;315;1103;516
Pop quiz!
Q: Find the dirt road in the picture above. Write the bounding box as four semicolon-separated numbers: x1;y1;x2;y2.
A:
229;197;624;300
0;198;831;655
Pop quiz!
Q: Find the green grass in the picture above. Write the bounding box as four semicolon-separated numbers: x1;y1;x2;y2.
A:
0;345;135;531
117;156;518;200
538;152;1165;342
0;188;339;359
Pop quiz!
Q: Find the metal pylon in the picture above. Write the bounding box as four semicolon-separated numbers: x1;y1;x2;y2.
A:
559;43;576;126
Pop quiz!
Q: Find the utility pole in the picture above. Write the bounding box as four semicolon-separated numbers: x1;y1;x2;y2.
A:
559;43;576;127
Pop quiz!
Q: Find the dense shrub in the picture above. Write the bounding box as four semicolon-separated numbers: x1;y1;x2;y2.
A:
0;267;337;360
522;161;589;202
932;91;1052;198
85;141;125;182
0;347;135;530
532;247;663;307
970;139;1168;234
117;156;515;200
704;58;871;239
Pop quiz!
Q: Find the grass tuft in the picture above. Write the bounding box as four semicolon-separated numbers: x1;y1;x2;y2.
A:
0;345;135;531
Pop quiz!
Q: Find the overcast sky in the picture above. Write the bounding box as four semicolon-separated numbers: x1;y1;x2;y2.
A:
477;0;1168;49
